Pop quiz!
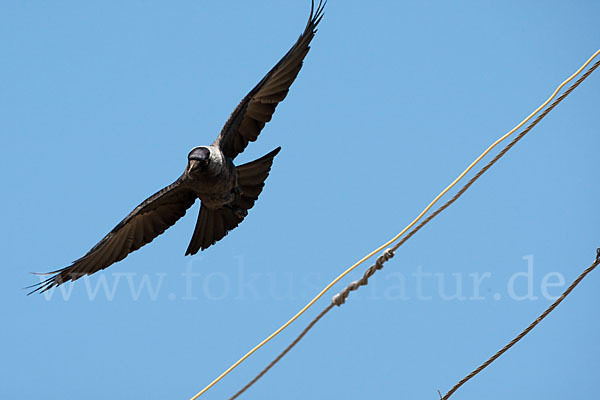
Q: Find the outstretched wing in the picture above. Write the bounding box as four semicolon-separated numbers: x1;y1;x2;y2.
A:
29;180;197;294
213;0;325;160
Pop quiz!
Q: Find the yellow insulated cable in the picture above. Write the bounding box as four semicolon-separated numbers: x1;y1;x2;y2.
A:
190;48;600;400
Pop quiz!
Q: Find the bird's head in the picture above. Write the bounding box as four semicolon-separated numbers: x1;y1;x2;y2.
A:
187;146;211;175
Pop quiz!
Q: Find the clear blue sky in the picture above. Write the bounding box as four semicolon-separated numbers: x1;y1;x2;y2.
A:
2;1;599;399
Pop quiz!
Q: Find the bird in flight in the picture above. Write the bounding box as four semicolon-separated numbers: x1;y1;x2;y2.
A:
29;1;326;294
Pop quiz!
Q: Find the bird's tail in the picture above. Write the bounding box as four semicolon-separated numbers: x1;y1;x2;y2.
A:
185;147;281;255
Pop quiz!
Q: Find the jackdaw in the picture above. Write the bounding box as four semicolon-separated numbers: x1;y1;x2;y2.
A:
29;1;325;294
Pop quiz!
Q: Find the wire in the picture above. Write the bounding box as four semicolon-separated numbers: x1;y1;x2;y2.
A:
189;48;600;399
229;58;600;398
441;250;600;399
229;304;335;400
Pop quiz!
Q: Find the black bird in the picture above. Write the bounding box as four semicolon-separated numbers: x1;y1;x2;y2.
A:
30;1;325;294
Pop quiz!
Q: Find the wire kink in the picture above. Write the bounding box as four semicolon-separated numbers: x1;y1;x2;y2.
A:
191;49;600;399
229;57;600;398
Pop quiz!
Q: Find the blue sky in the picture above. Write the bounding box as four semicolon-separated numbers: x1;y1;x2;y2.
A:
2;1;599;399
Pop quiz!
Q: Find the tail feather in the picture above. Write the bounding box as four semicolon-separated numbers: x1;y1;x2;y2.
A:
185;147;281;255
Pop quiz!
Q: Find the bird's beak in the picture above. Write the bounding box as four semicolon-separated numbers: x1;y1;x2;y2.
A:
187;160;199;174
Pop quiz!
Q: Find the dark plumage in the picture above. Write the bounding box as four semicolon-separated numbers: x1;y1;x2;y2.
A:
29;1;325;294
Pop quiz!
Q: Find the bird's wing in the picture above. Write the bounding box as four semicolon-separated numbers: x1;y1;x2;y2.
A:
29;179;197;294
212;0;325;159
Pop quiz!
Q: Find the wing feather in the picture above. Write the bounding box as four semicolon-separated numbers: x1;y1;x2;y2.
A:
213;0;325;159
29;180;197;294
